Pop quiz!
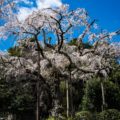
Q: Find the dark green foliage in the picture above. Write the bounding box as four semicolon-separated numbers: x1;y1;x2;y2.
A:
29;37;36;42
81;78;120;112
68;38;78;46
8;46;22;57
98;109;120;120
0;77;35;112
81;78;102;112
10;86;35;111
68;38;92;49
47;109;120;120
81;92;92;111
105;81;120;110
0;78;13;111
109;68;120;86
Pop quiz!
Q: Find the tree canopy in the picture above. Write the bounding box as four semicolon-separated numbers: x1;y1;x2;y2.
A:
0;1;120;120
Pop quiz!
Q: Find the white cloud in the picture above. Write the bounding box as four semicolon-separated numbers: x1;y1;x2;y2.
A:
17;7;35;22
17;0;63;22
36;0;62;9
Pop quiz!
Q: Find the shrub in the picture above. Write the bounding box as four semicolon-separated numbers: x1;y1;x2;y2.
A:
47;116;55;120
98;109;120;120
75;111;92;120
47;116;66;120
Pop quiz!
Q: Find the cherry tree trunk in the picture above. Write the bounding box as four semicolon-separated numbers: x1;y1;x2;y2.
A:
36;80;40;120
66;79;69;118
101;81;106;111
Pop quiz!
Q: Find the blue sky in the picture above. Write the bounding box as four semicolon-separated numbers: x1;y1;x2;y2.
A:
63;0;120;31
0;0;120;51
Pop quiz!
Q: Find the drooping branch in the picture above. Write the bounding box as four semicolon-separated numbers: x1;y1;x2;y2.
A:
34;34;44;58
77;19;96;51
93;29;120;51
